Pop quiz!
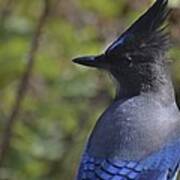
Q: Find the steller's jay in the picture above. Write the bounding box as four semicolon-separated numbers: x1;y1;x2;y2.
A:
73;0;180;179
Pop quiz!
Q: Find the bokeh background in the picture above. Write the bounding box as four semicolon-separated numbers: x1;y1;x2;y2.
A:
0;0;179;179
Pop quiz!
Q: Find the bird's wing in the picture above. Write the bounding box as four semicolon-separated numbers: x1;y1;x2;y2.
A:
106;0;170;58
77;155;179;180
76;140;180;180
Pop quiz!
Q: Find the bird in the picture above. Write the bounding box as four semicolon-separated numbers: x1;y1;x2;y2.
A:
73;0;180;179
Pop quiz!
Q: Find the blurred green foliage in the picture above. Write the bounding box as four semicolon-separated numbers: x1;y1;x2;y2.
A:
0;0;179;179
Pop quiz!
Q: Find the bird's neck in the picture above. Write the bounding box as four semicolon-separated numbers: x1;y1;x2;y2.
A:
115;63;175;104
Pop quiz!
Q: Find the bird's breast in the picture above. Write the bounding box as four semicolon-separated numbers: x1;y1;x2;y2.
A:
87;96;180;160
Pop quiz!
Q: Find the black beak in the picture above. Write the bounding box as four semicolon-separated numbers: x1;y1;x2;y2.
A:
72;54;107;68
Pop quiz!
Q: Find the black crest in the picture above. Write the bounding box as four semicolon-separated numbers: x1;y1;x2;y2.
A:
106;0;170;58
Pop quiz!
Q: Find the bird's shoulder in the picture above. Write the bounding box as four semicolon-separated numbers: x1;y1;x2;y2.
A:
95;94;179;129
100;94;180;124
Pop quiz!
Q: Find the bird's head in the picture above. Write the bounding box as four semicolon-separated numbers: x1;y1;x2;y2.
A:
73;0;171;99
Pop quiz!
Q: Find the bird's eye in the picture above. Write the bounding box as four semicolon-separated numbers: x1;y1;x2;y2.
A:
123;53;133;67
125;54;132;61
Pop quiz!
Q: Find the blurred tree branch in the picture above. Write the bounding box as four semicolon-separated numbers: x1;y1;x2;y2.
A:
0;0;50;167
0;0;14;26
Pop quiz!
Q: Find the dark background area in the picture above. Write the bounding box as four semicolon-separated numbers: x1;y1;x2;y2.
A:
0;0;179;179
